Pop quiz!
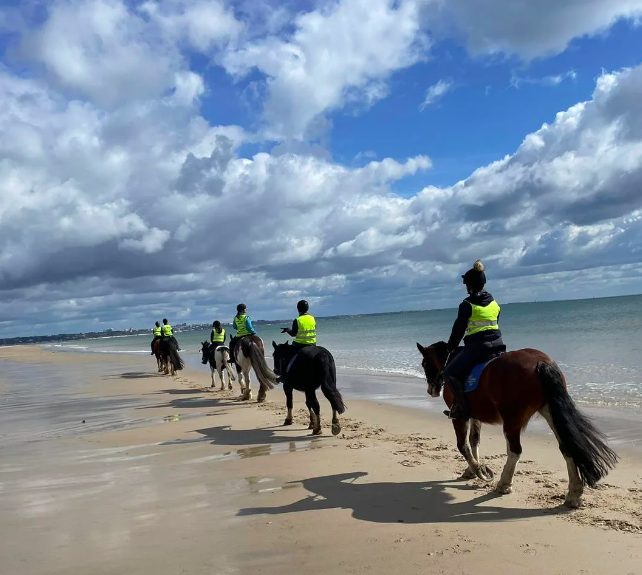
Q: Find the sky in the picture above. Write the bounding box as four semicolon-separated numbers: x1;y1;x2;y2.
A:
1;0;642;337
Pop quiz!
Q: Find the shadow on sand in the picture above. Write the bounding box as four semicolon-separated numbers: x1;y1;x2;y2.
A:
238;470;568;525
193;421;320;447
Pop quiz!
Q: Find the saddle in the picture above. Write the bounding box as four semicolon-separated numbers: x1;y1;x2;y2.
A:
463;353;503;393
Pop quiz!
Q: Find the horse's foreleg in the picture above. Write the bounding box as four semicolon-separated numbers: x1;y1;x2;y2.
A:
284;384;294;426
539;405;584;507
454;419;493;481
495;422;523;495
459;419;483;480
210;366;216;388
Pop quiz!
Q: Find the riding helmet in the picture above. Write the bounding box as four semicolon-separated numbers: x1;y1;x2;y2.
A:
236;303;246;313
213;320;221;328
155;321;160;327
162;318;168;324
297;299;309;313
462;260;486;291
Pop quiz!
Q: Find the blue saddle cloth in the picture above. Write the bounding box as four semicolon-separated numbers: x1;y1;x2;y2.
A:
464;360;494;393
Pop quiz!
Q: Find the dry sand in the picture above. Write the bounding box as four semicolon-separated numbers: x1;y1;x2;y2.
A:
0;345;640;574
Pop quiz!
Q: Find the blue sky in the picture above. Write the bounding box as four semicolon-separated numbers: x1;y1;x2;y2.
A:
0;0;641;337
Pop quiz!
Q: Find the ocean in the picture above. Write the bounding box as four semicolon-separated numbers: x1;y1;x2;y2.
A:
46;294;642;410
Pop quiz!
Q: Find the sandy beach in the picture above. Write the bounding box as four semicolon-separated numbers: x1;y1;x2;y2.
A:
1;346;640;575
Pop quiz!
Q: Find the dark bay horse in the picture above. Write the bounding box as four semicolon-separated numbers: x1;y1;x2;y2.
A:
152;338;165;373
416;341;617;508
159;337;184;376
272;342;346;436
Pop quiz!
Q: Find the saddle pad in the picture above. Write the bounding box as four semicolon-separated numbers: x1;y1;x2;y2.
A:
464;360;493;393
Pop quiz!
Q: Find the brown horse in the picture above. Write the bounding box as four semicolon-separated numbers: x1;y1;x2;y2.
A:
416;341;617;508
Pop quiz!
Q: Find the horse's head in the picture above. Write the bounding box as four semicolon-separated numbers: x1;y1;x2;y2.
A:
200;341;210;362
271;341;293;376
416;341;449;398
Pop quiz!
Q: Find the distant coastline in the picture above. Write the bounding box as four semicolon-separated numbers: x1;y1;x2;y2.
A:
2;292;640;347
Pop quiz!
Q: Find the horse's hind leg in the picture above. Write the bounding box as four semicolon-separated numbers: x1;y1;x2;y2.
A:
539;405;583;507
331;410;341;436
495;421;522;495
305;390;321;435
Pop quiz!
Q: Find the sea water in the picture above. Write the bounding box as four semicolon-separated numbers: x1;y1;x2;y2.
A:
48;294;642;409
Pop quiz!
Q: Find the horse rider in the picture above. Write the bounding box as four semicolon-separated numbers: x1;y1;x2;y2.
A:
161;318;180;350
278;299;317;384
442;260;505;420
281;300;317;348
230;303;256;360
202;320;226;364
150;321;162;355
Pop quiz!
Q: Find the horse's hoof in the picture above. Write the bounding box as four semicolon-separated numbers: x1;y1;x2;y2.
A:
307;422;314;430
494;482;512;495
228;384;233;390
475;464;494;482
458;467;477;480
564;495;582;509
311;428;322;436
257;390;266;403
331;422;341;436
284;418;293;426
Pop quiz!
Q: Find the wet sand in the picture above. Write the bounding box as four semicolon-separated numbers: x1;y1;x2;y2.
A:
0;346;640;574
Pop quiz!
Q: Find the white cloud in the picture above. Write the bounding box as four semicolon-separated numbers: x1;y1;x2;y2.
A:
221;0;428;139
436;0;642;58
510;69;577;88
419;78;452;110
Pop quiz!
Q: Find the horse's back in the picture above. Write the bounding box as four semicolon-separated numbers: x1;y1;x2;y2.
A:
473;348;558;424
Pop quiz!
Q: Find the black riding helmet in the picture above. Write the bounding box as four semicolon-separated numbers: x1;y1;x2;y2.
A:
236;303;246;313
462;260;486;292
155;321;160;327
213;320;221;328
297;299;309;313
162;318;168;324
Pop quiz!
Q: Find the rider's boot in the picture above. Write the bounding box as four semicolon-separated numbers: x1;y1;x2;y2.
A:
443;376;470;420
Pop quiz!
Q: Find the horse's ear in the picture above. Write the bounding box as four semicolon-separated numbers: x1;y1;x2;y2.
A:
416;342;425;353
272;341;277;349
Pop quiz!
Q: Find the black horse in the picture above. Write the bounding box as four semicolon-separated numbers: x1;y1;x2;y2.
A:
159;337;184;375
272;341;346;436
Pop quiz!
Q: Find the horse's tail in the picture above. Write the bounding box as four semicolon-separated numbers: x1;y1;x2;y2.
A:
537;361;617;487
168;341;184;371
320;350;346;414
242;338;277;390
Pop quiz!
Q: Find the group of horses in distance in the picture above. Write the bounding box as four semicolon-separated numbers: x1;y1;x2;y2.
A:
157;332;617;509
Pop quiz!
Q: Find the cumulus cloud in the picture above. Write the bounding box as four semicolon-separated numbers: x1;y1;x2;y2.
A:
434;0;642;58
221;0;428;139
1;1;642;336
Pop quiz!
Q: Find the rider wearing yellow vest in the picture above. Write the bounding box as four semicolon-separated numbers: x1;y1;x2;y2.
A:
202;320;226;364
161;318;181;350
443;260;505;420
150;321;162;355
230;304;256;361
281;300;317;347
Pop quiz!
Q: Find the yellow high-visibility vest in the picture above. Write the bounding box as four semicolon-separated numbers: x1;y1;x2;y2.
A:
161;324;173;336
295;314;317;345
465;301;500;336
234;314;251;337
211;328;225;343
